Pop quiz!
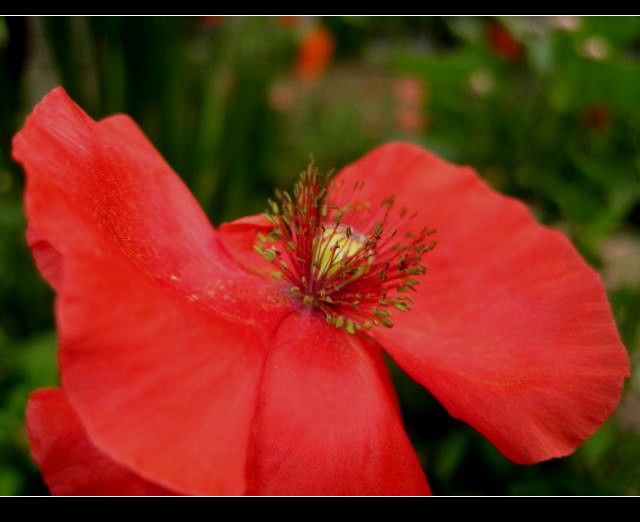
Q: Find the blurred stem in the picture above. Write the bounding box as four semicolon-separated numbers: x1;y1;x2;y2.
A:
208;17;287;223
0;17;26;177
41;17;98;114
88;17;126;116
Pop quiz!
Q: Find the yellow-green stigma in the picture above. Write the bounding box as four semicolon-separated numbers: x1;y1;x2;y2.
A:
255;160;436;334
313;225;369;281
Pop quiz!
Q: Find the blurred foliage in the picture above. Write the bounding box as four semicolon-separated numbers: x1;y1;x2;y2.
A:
0;16;638;495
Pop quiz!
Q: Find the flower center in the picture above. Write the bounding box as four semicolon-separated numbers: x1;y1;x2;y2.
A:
255;161;436;334
313;224;369;281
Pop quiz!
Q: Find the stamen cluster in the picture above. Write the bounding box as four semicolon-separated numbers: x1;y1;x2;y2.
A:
255;162;436;334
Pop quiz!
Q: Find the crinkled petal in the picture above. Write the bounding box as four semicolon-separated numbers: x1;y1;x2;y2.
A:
13;88;292;494
246;313;430;495
26;388;175;496
333;142;629;464
218;214;275;277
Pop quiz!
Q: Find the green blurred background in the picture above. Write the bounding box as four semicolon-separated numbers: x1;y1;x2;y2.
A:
0;16;639;495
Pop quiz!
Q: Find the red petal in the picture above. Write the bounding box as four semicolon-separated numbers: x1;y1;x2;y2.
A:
246;313;430;495
13;88;293;494
26;388;175;495
14;88;284;310
218;214;275;277
334;142;629;464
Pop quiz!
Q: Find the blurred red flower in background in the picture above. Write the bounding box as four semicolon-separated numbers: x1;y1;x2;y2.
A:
294;25;335;81
488;21;523;61
584;103;612;131
14;88;628;495
394;76;427;135
200;16;224;28
278;16;301;28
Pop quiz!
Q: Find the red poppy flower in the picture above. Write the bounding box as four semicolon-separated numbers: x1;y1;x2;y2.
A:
15;88;629;496
294;25;335;81
487;21;523;61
